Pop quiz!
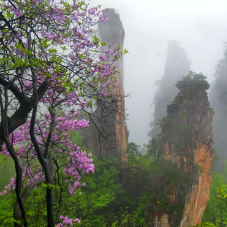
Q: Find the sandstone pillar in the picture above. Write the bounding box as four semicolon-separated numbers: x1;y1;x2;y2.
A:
98;9;127;163
150;77;213;226
81;9;127;163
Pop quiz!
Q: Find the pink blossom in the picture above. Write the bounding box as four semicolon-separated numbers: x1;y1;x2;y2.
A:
0;0;125;224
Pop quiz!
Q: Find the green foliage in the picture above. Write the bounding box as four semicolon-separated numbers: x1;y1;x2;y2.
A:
180;71;210;91
24;187;47;226
18;155;122;226
209;108;215;117
182;71;207;81
211;148;220;168
188;223;217;227
148;160;191;224
0;157;16;226
127;142;142;166
62;156;122;226
126;140;200;226
0;132;124;226
0;192;15;226
0;132;205;226
145;136;161;159
158;115;170;131
202;161;227;226
0;157;14;192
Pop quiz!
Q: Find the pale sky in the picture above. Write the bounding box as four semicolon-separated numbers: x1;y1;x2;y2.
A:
91;0;227;146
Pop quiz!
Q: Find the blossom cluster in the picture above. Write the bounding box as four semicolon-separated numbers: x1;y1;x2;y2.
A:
56;215;81;227
0;112;93;193
0;0;125;225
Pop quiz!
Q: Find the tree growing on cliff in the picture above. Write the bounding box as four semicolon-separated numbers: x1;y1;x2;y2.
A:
0;0;125;226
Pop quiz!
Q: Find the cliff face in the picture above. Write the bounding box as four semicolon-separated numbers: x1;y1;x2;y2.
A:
152;77;213;226
180;144;212;226
149;41;191;138
81;9;127;163
98;9;127;163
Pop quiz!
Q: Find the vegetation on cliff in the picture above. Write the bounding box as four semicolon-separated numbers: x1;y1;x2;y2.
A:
0;134;199;226
0;73;215;227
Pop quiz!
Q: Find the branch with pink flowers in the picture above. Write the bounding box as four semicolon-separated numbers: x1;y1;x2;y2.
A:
0;0;127;226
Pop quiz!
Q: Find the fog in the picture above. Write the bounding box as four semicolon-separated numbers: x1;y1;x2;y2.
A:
91;0;227;146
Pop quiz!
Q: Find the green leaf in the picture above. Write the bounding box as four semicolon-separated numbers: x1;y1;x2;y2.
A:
124;49;129;54
61;46;67;51
88;100;92;108
48;48;57;54
101;41;106;46
0;154;6;164
93;35;100;45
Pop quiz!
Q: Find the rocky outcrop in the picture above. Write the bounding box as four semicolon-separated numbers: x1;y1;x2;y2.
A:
150;76;213;226
149;41;191;138
98;9;127;163
81;9;127;163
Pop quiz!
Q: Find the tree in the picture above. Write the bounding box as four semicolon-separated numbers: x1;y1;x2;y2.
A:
202;172;227;226
202;160;227;226
0;0;125;226
127;142;141;166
